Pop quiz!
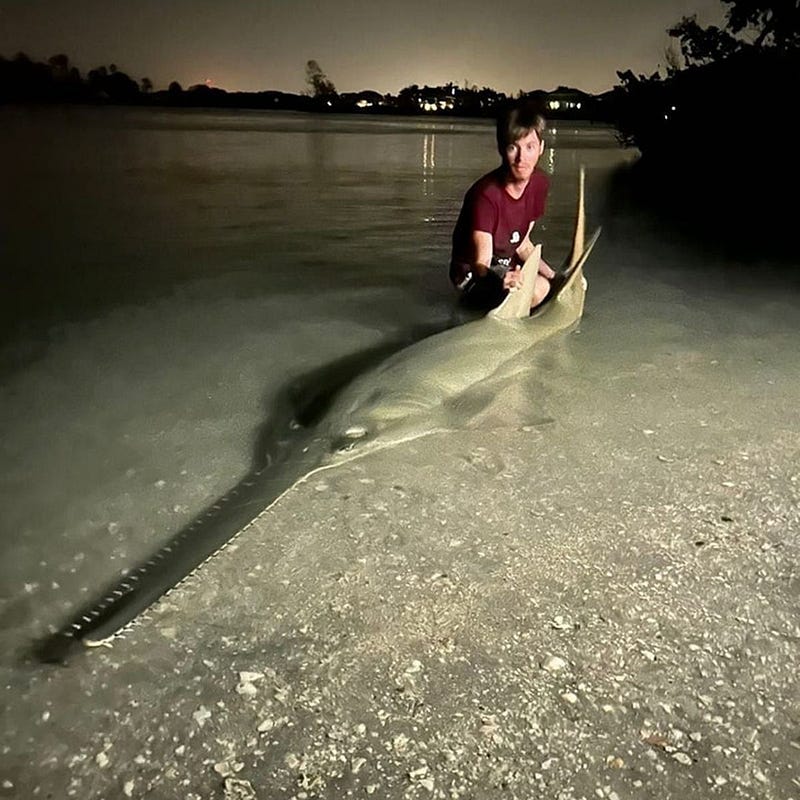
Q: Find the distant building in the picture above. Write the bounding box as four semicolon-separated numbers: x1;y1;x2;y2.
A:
339;90;386;110
539;87;595;118
417;85;456;112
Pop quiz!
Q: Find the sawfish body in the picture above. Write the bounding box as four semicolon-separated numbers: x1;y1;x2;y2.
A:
317;165;600;457
35;170;599;660
318;243;594;457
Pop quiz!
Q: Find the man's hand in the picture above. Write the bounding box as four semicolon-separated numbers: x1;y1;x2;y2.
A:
503;266;523;290
538;259;556;280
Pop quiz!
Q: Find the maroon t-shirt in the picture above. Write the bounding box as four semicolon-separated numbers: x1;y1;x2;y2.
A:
450;167;549;284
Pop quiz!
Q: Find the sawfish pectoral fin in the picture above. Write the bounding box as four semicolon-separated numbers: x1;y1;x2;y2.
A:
488;244;542;321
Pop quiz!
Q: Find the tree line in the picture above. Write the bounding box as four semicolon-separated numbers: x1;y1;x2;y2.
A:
608;0;798;256
0;52;600;120
2;1;795;139
0;52;149;103
609;0;798;152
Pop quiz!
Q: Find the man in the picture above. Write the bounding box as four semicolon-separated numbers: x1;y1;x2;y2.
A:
450;102;555;311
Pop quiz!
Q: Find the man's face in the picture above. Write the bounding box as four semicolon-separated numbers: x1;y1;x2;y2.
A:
503;130;543;182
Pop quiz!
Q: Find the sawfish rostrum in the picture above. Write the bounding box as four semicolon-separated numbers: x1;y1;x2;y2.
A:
35;169;600;661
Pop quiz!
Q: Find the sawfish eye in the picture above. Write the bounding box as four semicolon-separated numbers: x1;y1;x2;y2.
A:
331;425;369;454
343;426;367;439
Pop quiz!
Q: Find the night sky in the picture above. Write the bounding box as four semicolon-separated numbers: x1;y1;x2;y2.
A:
1;0;724;95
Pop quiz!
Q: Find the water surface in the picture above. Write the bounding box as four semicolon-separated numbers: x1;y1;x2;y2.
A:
1;107;795;661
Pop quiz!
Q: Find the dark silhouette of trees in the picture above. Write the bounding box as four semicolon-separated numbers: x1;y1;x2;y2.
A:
0;49;599;121
305;60;337;98
609;0;799;149
47;53;70;78
0;53;151;104
105;68;140;101
1;51;81;102
666;16;740;65
396;84;420;113
721;0;799;50
666;0;799;67
84;63;140;101
86;64;108;94
608;0;799;255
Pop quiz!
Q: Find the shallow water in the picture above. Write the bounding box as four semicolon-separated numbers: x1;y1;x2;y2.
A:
1;107;796;661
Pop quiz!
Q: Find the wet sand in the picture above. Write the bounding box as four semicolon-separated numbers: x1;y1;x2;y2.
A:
2;227;799;799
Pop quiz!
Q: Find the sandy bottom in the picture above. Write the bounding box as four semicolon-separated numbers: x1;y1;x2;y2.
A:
1;223;799;800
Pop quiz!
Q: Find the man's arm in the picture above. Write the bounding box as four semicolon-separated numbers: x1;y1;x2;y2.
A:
470;230;494;278
471;230;523;290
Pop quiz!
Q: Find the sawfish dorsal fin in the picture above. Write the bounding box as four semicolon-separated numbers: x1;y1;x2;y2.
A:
547;164;602;303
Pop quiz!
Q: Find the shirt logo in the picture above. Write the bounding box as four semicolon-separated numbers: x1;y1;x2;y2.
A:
510;230;521;244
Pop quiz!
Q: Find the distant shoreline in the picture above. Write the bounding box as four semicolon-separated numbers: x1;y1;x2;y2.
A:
0;95;610;125
1;54;612;123
0;100;610;127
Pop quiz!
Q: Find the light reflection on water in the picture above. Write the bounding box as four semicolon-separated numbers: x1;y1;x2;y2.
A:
1;107;626;342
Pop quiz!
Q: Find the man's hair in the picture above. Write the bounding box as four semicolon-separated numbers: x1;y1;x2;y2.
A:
496;100;546;152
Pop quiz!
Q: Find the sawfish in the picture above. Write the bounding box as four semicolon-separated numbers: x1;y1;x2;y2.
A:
35;168;600;662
